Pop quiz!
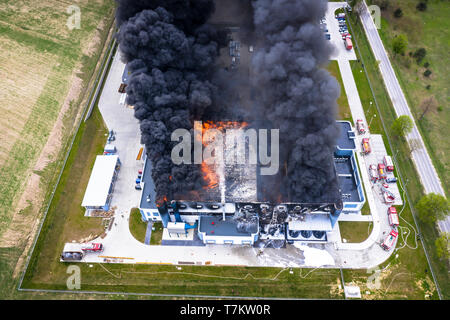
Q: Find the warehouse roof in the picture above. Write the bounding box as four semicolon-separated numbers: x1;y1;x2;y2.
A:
199;216;258;236
81;155;118;207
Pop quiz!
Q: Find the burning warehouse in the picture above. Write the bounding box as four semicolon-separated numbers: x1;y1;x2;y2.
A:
138;120;365;246
117;1;365;246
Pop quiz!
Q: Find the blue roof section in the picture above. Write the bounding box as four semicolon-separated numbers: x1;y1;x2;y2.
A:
336;121;356;150
338;175;360;202
334;156;362;203
139;158;157;210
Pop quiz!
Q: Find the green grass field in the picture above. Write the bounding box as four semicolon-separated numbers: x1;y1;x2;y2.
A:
339;222;373;243
129;208;147;243
0;0;115;239
327;60;353;122
21;104;107;287
150;222;163;245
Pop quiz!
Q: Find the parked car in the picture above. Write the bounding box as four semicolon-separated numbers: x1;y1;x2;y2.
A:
103;144;117;155
107;130;115;142
386;177;398;183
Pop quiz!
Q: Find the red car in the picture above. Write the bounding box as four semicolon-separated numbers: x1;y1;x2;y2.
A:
81;243;104;253
345;37;353;50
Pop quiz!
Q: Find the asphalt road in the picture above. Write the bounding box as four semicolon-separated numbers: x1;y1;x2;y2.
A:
358;2;448;232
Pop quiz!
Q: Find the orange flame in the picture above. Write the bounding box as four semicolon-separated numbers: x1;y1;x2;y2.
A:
200;121;247;190
156;195;168;207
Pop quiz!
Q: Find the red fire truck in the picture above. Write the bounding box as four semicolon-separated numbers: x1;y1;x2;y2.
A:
387;207;399;228
81;243;104;253
356;119;366;134
361;138;371;154
345;37;353;50
381;229;398;251
383;155;394;172
381;184;395;204
369;164;378;182
378;163;387;179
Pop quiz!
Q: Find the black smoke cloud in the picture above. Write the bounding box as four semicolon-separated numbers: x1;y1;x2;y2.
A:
116;0;215;32
116;1;223;200
116;0;341;204
251;0;341;203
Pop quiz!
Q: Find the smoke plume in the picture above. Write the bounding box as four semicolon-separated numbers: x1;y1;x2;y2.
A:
116;0;341;204
251;0;340;203
116;1;224;200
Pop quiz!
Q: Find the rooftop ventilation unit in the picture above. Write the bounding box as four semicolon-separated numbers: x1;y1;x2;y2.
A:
301;230;312;238
313;231;325;239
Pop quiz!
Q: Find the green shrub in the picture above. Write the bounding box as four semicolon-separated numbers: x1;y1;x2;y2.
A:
413;48;427;63
423;69;432;77
417;2;427;11
394;8;403;18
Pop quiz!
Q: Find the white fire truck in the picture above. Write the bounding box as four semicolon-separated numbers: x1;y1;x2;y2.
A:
369;164;378;182
387;206;399;228
381;229;398;251
381;184;395;204
356;119;366;134
383;155;394;172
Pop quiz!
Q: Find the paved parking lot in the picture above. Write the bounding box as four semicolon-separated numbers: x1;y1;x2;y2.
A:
324;3;356;61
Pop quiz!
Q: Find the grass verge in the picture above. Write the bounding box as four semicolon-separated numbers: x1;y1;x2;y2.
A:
129;208;147;243
327;60;353;122
339;221;372;243
150;222;163;245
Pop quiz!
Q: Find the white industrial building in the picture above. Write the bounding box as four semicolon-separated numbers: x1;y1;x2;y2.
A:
81;155;121;212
